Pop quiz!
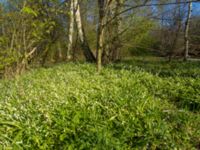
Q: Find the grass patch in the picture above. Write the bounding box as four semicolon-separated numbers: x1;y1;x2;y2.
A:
0;58;200;149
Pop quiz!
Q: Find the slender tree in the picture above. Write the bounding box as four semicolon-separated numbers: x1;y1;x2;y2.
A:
74;0;96;62
109;0;123;61
97;0;106;72
184;0;192;61
67;0;75;60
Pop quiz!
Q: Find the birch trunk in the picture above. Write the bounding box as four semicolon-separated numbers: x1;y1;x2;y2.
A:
67;0;75;60
74;0;96;62
184;1;192;61
97;0;105;72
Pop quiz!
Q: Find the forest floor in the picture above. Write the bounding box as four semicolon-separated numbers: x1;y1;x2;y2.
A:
0;57;200;149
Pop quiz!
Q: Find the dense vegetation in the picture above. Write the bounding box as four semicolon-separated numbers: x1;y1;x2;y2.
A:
0;0;200;76
0;0;200;149
0;58;200;149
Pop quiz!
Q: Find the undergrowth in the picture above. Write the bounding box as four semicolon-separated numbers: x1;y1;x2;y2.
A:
0;58;200;149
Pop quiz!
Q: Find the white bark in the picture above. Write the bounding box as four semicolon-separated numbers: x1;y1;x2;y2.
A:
73;0;95;62
67;0;75;60
74;0;84;42
184;1;192;61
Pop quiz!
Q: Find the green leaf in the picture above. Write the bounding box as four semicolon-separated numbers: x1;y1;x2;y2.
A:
22;7;38;17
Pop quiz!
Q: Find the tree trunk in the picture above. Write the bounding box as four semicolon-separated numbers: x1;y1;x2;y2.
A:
67;0;75;60
110;0;123;61
74;0;96;62
101;0;123;63
97;0;106;72
184;1;192;61
58;42;63;61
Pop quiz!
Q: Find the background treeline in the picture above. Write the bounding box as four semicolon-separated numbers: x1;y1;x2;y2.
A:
0;0;199;77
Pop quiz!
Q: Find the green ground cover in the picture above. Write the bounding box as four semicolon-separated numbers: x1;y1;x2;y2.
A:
0;57;200;149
